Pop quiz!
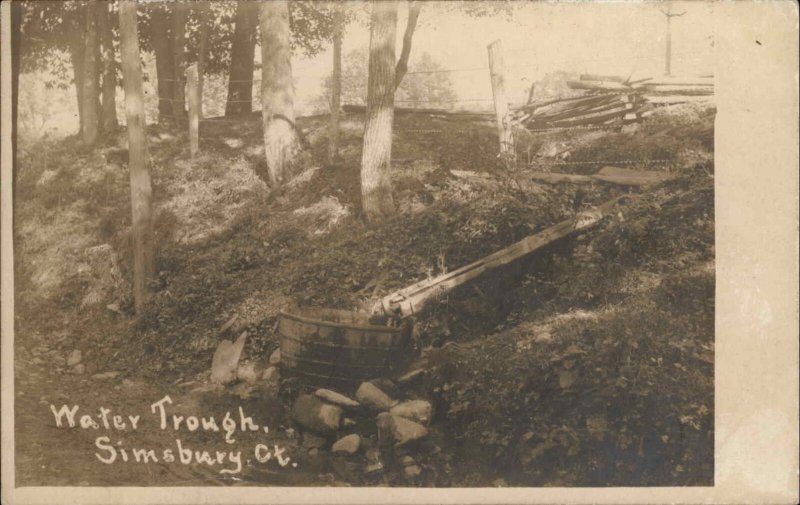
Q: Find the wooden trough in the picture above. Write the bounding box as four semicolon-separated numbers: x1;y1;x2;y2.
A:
277;307;407;390
278;193;649;388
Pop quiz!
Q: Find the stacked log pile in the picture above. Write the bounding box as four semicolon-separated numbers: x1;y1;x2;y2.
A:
511;74;713;130
511;92;650;130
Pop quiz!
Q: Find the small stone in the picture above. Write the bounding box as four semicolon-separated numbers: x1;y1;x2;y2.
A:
237;360;262;383
91;371;120;380
364;461;384;474
262;366;279;382
106;303;122;314
73;363;86;374
331;434;361;454
292;394;343;434
308;448;319;456
269;349;281;365
400;455;415;467
390;400;432;425
342;418;357;427
492;478;508;487
315;389;361;409
404;465;422;477
67;350;82;367
376;413;428;447
356;382;397;411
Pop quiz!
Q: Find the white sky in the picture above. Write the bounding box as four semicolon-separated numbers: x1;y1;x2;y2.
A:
290;1;715;110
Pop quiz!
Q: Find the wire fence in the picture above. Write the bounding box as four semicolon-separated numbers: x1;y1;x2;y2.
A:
143;47;711;173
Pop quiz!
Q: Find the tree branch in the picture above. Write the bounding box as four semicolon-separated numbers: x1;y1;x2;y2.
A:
394;1;422;90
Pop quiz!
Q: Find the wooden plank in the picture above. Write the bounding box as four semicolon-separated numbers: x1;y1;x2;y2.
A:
376;194;635;316
591;166;675;186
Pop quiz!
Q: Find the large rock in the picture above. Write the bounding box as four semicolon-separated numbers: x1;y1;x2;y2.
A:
315;389;360;409
331;434;361;454
356;382;397;411
292;394;343;434
211;332;248;385
376;413;428;447
390;400;432;425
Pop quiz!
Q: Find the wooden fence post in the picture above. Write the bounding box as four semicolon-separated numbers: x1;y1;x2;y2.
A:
487;39;515;165
186;63;200;158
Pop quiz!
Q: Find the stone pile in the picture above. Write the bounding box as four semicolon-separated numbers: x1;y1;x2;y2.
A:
290;377;432;479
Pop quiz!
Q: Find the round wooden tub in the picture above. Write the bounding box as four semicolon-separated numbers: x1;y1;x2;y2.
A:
277;307;407;390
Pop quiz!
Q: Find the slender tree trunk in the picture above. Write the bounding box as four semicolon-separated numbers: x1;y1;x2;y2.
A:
196;2;211;119
150;4;174;120
260;0;301;185
226;0;258;116
69;38;86;136
327;4;344;163
82;4;101;145
96;1;118;132
119;0;155;315
171;1;188;119
395;1;421;89
360;1;398;223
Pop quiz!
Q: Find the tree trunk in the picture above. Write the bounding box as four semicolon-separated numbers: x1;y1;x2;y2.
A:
196;2;211;119
150;4;174;121
69;38;86;137
360;1;398;223
171;1;188;119
395;1;421;89
226;0;258;116
260;0;301;185
96;1;118;132
327;4;344;163
81;3;101;145
118;0;155;315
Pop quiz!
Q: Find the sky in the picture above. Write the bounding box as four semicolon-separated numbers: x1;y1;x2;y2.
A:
289;0;715;111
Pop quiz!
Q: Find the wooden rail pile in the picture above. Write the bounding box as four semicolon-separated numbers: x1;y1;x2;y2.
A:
567;73;714;96
511;92;650;130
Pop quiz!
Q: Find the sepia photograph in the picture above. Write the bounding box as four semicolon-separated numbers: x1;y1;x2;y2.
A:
0;0;795;501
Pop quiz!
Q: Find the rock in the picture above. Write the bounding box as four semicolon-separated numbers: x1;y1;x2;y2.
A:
210;331;248;385
237;360;263;383
376;413;428;447
292;394;343;434
390;400;432;425
331;434;361;454
404;465;422;478
106;303;122;315
356;382;397;411
73;363;86;375
342;417;357;427
67;350;82;367
400;456;415;467
269;349;281;365
308;448;319;456
314;389;360;409
91;371;120;380
369;378;400;398
364;462;384;474
397;368;425;384
262;366;279;382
